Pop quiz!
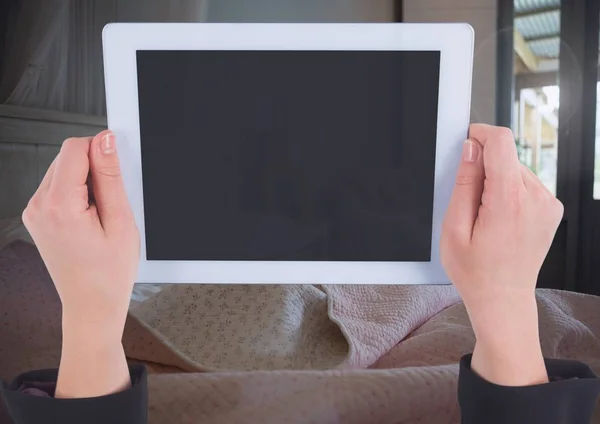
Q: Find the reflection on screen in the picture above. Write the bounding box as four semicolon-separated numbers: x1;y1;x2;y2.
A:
137;50;440;262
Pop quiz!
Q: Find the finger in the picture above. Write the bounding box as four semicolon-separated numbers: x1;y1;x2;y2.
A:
468;124;523;186
38;156;58;195
88;130;130;231
48;137;92;208
23;156;58;227
520;164;550;196
444;139;485;241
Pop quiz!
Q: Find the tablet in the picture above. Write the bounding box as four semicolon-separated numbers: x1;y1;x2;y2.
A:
102;23;473;284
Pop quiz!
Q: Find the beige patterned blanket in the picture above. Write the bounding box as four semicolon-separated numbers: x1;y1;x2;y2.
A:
2;241;599;423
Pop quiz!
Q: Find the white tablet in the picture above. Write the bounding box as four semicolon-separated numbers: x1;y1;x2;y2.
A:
102;23;473;285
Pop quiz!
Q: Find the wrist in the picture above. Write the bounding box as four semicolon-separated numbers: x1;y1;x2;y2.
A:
56;336;130;398
463;288;539;342
472;338;548;386
463;289;549;386
62;309;125;349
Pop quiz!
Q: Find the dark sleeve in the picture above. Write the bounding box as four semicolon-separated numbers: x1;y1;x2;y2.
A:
459;354;600;424
1;364;147;424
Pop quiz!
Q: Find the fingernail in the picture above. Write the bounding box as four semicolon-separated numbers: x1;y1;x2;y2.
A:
101;132;116;155
462;139;478;162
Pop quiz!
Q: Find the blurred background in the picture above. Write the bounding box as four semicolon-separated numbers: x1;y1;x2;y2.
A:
0;0;598;293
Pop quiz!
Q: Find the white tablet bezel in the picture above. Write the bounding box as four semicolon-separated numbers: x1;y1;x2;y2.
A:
102;23;473;284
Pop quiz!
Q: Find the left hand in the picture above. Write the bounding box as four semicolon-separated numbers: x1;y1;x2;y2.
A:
22;130;139;397
23;130;139;339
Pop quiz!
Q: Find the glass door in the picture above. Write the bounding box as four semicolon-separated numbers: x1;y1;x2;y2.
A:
512;0;565;289
513;1;561;196
556;0;599;294
588;64;600;294
507;0;600;292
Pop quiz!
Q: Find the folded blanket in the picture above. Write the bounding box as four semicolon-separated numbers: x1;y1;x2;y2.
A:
2;241;599;424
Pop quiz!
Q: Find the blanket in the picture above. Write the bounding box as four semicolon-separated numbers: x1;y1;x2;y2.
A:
1;241;599;424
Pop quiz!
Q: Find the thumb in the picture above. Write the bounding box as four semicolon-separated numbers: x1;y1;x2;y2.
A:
443;139;485;241
89;130;130;231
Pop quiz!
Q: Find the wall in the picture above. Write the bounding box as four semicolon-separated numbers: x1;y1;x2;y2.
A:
115;0;210;23
0;106;106;219
404;0;498;125
209;0;497;123
207;0;394;23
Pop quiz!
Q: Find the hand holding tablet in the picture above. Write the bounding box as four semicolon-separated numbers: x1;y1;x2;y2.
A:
102;23;474;284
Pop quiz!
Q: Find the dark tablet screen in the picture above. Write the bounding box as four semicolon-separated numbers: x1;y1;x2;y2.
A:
136;50;440;261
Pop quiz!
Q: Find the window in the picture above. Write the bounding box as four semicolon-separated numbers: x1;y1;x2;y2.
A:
515;86;559;195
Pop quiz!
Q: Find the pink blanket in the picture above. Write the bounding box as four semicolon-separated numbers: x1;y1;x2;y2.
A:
2;241;600;423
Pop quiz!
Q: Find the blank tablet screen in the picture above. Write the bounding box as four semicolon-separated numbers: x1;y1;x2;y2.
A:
136;50;440;262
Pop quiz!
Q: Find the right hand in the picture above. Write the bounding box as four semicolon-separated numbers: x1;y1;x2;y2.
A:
441;123;563;304
440;123;564;386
